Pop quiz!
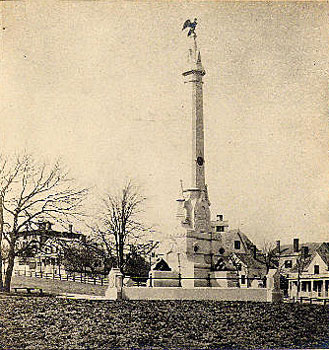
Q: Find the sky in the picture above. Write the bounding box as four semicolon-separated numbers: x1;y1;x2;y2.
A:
1;1;329;246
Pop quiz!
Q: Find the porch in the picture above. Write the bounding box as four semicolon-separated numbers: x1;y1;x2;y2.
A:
289;278;329;299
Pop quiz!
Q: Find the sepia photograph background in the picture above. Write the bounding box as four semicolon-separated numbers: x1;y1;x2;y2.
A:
1;0;329;247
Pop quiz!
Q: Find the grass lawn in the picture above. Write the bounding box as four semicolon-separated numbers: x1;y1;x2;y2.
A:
0;297;329;349
11;276;107;296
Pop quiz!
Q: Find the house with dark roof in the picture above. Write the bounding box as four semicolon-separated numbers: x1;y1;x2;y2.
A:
274;238;329;299
274;239;317;273
220;229;256;255
8;221;87;275
230;251;268;288
211;229;270;288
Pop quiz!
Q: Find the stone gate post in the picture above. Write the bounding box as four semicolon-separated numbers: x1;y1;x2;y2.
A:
105;268;124;300
266;268;283;302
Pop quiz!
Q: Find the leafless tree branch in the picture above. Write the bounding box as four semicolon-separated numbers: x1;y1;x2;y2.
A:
0;153;88;292
91;181;149;275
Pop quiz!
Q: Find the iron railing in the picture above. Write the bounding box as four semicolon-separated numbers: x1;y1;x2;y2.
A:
131;274;266;288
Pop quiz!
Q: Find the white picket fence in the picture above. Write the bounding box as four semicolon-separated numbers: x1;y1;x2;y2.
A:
14;269;109;286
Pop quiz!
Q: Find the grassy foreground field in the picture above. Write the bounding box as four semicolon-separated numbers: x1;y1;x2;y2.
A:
11;276;107;296
0;297;329;349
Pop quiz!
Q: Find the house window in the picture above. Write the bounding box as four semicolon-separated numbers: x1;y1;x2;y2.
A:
284;260;292;268
216;226;224;232
29;262;36;269
241;275;246;284
234;241;241;250
314;265;320;274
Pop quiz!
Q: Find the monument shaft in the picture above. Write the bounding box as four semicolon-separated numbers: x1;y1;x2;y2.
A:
183;37;206;190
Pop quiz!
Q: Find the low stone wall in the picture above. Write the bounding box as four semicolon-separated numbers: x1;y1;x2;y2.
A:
106;286;271;302
149;270;180;287
104;268;282;302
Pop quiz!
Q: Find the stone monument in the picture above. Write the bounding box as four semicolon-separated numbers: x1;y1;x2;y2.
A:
160;20;229;287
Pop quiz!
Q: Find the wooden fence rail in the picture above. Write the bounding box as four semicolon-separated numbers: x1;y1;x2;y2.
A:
14;270;109;286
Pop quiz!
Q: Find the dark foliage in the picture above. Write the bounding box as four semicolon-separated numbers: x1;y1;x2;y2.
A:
124;251;150;280
62;240;109;275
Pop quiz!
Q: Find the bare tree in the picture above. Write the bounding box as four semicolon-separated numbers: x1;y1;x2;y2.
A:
94;181;148;275
0;153;88;292
295;251;309;301
0;155;23;291
261;240;279;274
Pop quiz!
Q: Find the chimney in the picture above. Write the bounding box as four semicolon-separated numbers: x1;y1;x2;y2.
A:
276;240;281;254
69;224;73;233
293;238;299;253
302;246;309;259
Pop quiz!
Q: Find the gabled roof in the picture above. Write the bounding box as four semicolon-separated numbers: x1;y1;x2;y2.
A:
274;242;321;257
232;229;256;250
152;258;171;271
287;242;329;272
317;243;329;267
215;255;237;272
233;252;268;270
221;229;258;253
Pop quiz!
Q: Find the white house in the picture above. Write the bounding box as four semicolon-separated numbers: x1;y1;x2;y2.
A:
275;239;329;299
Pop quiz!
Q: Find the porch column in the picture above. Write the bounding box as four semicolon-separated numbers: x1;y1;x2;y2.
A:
325;280;329;298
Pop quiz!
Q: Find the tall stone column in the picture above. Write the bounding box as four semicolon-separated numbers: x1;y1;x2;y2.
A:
183;36;206;191
159;23;225;289
169;28;223;288
181;34;211;234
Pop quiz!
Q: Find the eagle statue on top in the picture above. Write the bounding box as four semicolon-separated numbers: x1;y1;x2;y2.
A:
182;18;197;37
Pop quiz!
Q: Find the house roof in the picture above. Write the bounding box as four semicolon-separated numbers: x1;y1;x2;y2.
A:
221;229;259;253
275;242;321;257
233;252;268;270
214;255;237;271
317;243;329;267
220;229;273;271
285;242;329;272
19;229;84;239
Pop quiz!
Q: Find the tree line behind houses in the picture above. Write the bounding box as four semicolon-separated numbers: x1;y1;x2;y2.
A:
0;153;153;292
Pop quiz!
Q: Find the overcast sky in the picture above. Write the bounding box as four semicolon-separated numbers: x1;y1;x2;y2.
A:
1;1;329;246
